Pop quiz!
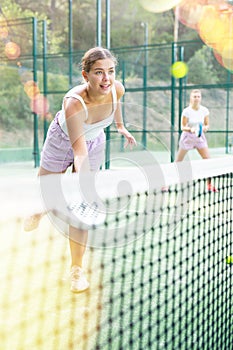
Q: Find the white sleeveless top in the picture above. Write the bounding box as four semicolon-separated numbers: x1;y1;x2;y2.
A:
182;105;209;128
58;85;117;141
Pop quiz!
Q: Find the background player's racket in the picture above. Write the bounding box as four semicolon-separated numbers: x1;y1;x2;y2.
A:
195;122;203;137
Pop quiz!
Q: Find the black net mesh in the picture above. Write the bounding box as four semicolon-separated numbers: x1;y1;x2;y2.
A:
1;159;233;350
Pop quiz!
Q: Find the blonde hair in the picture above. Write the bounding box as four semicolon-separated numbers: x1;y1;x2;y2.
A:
190;89;201;95
81;47;118;73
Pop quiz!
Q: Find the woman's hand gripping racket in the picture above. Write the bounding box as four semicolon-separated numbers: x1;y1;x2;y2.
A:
194;122;203;137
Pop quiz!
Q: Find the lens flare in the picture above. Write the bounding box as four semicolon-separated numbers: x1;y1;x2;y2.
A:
139;0;183;13
197;5;231;52
176;0;208;30
213;49;233;72
222;55;233;72
4;41;21;60
213;50;224;68
221;38;233;60
30;94;50;116
24;81;40;99
0;19;8;39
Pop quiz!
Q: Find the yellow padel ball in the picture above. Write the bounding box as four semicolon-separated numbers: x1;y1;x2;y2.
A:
226;256;233;264
170;61;188;79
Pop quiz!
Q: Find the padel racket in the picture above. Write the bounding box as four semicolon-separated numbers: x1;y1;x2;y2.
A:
52;199;106;229
40;172;107;230
195;122;203;137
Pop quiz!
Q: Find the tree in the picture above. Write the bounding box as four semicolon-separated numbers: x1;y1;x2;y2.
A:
187;45;218;84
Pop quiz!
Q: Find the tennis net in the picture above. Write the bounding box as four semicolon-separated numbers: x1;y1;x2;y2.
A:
0;156;233;350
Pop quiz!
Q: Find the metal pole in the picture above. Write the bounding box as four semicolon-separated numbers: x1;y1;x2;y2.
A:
142;65;147;149
173;6;179;53
226;11;232;153
143;22;148;67
32;17;39;167
178;45;184;137
226;70;230;153
96;0;102;46
105;0;110;48
105;0;111;168
43;20;48;141
141;22;148;149
121;60;126;152
170;42;176;162
68;0;73;88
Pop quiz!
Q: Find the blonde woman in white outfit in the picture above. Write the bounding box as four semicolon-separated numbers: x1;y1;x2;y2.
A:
176;89;217;192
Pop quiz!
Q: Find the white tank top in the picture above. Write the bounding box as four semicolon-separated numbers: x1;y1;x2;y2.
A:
58;85;117;141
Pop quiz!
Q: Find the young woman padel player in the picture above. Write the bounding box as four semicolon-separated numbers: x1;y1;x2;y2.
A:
24;47;136;293
176;89;218;192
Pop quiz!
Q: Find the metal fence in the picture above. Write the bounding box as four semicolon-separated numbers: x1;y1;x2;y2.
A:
1;17;233;166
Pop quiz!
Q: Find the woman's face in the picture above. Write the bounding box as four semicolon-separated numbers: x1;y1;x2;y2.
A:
83;58;116;96
190;91;202;106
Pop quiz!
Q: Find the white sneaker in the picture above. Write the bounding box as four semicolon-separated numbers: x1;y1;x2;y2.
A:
70;266;89;293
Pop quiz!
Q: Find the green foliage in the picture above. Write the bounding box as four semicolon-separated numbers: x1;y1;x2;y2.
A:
1;0;198;51
0;63;67;136
187;46;218;85
0;65;32;130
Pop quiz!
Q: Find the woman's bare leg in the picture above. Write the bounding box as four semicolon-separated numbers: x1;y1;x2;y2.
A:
175;148;188;162
69;227;89;292
196;147;210;160
39;166;89;268
69;227;88;268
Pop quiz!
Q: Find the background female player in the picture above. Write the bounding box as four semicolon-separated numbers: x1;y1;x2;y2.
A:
176;89;217;192
24;47;136;293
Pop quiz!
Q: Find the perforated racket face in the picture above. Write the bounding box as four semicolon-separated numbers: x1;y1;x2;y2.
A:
67;200;106;227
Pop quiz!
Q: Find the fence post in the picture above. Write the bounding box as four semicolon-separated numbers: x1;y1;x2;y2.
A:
32;17;40;167
178;45;184;137
96;0;102;46
170;42;176;162
43;20;48;141
142;22;148;149
105;0;111;168
142;65;147;149
121;60;126;152
226;70;231;153
68;0;73;88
